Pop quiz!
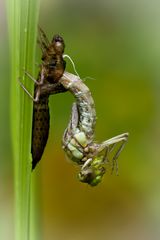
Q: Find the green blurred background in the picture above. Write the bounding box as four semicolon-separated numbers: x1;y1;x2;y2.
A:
1;0;160;239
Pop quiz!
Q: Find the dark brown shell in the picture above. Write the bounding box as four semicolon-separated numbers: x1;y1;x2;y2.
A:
31;96;49;169
31;30;66;170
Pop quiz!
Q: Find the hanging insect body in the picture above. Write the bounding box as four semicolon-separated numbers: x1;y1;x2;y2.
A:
19;28;67;169
58;72;129;186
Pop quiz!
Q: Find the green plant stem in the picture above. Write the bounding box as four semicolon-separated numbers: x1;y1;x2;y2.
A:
7;0;40;239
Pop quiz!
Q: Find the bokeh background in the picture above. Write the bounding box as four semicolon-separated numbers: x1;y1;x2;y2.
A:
1;0;160;239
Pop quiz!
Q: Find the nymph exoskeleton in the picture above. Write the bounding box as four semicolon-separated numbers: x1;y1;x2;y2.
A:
19;28;67;169
59;72;129;186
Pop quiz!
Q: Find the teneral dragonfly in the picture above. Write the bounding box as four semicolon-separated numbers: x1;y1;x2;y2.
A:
60;72;129;186
39;71;129;186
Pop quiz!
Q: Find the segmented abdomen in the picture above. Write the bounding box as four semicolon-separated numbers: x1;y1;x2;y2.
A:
31;96;49;169
61;73;96;140
61;73;97;164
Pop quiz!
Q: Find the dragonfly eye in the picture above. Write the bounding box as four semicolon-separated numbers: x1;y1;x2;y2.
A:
78;165;106;186
78;169;94;184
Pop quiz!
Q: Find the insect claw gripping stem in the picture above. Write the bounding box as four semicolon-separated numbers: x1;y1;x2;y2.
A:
60;72;129;186
24;70;41;85
18;77;38;102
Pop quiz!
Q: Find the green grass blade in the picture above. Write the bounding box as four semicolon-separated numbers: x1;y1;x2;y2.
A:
7;0;40;239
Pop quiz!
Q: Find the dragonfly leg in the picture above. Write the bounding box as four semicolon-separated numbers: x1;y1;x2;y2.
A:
97;133;129;174
19;68;44;102
81;158;92;170
24;70;40;85
18;78;40;102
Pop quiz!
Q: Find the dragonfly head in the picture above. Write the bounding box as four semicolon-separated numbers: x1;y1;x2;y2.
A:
78;157;106;186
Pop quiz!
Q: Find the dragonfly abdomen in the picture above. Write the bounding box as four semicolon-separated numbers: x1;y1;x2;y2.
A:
60;73;96;139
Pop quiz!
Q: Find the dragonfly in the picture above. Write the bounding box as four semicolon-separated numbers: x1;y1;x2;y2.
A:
19;27;67;169
58;72;129;186
40;72;129;185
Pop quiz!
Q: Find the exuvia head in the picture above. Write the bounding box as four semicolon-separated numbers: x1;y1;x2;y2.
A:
52;34;65;55
78;158;106;186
